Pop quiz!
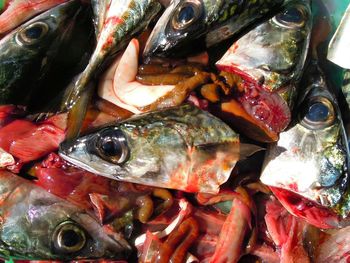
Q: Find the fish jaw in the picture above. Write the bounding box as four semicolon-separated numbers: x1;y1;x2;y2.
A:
261;123;347;207
59;104;240;193
0;170;131;260
59;136;128;181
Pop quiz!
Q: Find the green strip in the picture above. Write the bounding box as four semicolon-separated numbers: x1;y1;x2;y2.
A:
0;0;5;12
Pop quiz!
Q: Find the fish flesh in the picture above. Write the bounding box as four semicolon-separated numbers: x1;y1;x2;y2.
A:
0;0;69;35
0;170;130;260
143;0;287;58
0;0;81;105
215;0;312;142
59;104;240;194
0;113;66;172
261;60;350;228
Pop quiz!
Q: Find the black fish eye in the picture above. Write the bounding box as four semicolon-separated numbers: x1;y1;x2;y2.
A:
16;21;49;45
273;6;306;28
96;129;129;164
53;221;86;254
301;97;335;130
172;1;201;30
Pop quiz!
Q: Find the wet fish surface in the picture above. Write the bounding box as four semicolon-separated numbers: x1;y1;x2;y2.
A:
0;170;131;260
59;104;240;194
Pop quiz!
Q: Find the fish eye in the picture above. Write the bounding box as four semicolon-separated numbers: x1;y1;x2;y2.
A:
96;129;129;164
273;6;306;28
172;1;201;30
16;21;49;46
53;221;86;254
301;97;335;130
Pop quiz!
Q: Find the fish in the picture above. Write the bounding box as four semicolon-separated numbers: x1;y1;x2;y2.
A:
143;0;287;58
91;0;111;37
59;104;241;194
0;170;131;260
260;60;350;229
0;0;81;105
62;0;162;110
214;0;312;142
0;0;69;35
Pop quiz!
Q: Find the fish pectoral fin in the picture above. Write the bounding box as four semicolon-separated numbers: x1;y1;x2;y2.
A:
239;143;265;160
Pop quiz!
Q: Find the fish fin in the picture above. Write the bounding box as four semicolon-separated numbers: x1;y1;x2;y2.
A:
239;143;265;160
65;81;95;141
310;16;332;60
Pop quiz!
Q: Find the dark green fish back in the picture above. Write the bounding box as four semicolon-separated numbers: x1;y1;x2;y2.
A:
118;104;238;146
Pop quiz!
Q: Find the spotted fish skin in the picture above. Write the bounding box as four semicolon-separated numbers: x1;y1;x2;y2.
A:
143;0;286;58
59;104;240;194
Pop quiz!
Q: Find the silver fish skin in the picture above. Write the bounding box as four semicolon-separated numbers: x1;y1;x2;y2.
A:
63;0;161;110
143;0;286;58
59;104;240;194
261;61;349;215
0;170;131;260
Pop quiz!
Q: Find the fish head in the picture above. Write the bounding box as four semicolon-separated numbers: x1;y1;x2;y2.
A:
0;171;130;259
217;0;312;93
0;0;79;55
214;0;312;142
261;64;349;227
59;104;240;193
0;0;81;104
143;0;207;58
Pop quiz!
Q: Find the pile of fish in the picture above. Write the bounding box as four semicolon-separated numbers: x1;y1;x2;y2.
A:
0;0;350;262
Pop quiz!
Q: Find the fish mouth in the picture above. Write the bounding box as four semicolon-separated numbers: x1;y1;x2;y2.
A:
270;186;341;229
215;64;291;142
72;213;132;259
58;140;97;174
